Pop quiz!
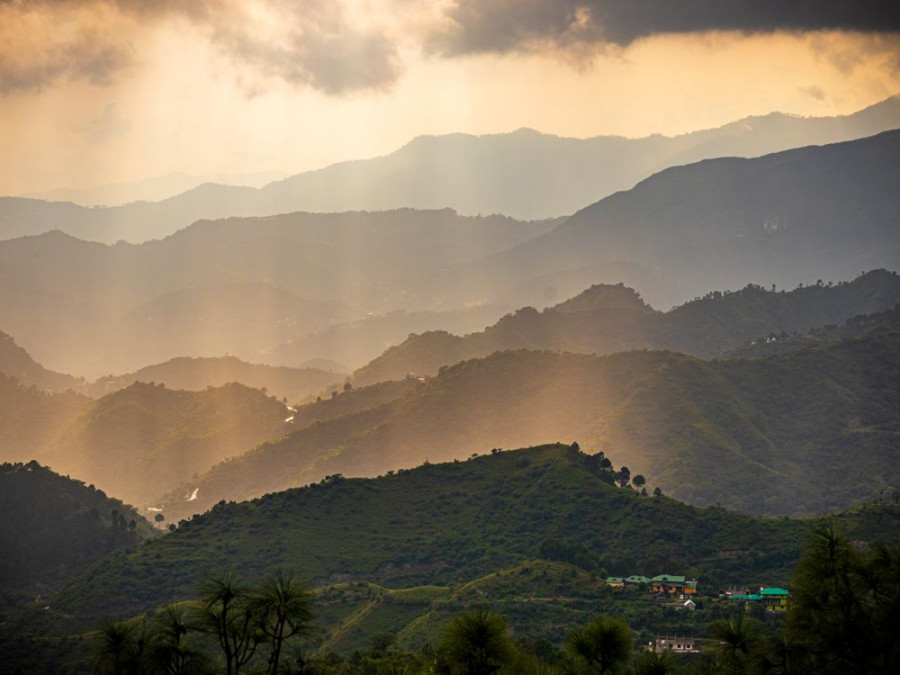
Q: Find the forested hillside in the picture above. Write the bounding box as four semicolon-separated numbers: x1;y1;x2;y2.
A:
0;461;151;586
55;444;900;624
41;382;293;507
352;270;900;385
158;327;900;520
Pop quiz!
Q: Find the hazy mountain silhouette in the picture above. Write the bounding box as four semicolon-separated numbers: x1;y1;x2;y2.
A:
0;210;547;376
0;330;83;392
37;382;292;508
26;170;287;207
450;129;900;311
352;271;900;385
2;97;898;243
87;355;343;403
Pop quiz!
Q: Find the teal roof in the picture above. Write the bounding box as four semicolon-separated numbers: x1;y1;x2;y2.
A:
732;594;761;601
652;575;686;583
624;575;651;583
606;577;624;584
760;587;790;596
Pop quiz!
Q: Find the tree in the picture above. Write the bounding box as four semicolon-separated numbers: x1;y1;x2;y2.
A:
195;572;260;675
786;524;900;673
707;613;762;675
148;603;207;675
95;620;135;675
251;571;314;675
616;467;631;489
154;513;165;530
631;649;679;675
565;615;632;674
440;609;514;675
632;475;646;491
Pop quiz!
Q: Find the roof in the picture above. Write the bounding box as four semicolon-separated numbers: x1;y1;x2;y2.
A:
760;587;790;596
731;594;761;601
605;577;624;584
652;574;686;583
624;575;651;584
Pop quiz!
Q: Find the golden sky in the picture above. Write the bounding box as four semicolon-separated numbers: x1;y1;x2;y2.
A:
1;0;898;195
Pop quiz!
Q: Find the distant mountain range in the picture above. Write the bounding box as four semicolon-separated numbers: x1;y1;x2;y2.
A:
351;270;900;385
2;130;899;376
448;128;900;310
2;96;898;243
25;170;288;208
0;210;546;376
157;316;900;520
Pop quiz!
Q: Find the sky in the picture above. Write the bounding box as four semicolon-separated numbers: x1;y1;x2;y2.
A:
1;0;899;196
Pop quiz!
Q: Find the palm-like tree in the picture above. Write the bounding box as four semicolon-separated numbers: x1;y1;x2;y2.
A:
251;571;314;675
149;603;207;675
708;613;762;675
195;572;260;675
565;615;632;674
440;609;514;675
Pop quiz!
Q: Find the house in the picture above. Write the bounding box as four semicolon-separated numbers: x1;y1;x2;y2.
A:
651;574;697;595
655;635;700;654
759;587;790;612
605;576;625;588
730;587;790;612
624;575;651;587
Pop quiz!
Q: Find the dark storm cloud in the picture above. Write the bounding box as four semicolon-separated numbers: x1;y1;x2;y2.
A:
429;0;900;55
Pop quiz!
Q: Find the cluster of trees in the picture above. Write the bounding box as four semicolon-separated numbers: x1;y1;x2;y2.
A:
95;525;900;674
96;572;313;675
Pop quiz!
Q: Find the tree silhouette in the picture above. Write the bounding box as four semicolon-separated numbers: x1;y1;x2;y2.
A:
149;603;207;674
440;609;513;675
707;613;762;674
566;615;632;674
251;571;313;675
195;572;260;675
154;513;165;530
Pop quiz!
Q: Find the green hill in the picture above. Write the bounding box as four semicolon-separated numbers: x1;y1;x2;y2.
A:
53;444;900;627
160;327;900;519
0;461;152;587
352;270;900;385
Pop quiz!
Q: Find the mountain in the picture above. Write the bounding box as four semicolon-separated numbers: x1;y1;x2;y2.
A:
0;329;83;392
727;304;900;358
36;382;293;509
454;129;900;311
352;270;900;385
0;373;89;465
0;210;548;376
155;325;900;520
26;170;287;207
0;461;151;587
52;444;900;625
262;304;507;371
2;97;899;243
87;355;343;403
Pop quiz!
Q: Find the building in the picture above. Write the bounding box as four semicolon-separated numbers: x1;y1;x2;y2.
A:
651;574;697;595
655;635;701;654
